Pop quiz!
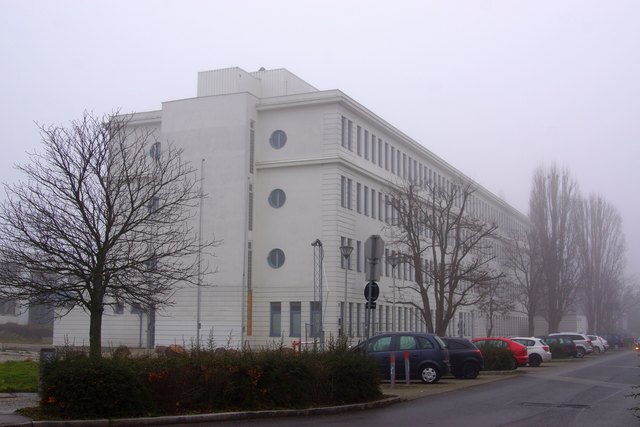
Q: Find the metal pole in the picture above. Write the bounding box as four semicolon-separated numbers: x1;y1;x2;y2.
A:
196;159;204;348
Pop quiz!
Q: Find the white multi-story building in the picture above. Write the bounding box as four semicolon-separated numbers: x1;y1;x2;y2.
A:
53;67;530;350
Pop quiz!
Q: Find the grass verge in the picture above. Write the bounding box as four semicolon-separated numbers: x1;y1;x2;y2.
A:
0;360;39;392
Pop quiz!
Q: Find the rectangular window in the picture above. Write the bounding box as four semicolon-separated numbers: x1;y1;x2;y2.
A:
349;302;354;336
113;302;124;315
248;186;253;231
371;188;376;219
341;116;346;148
270;302;281;337
391;147;395;174
378;138;383;167
290;302;301;337
310;301;322;337
364;130;369;160
347;120;353;151
247;241;253;291
378;192;383;221
356;183;362;213
347;238;353;270
385;142;389;170
340;176;346;208
413;160;418;183
403;154;407;179
341;236;347;268
356;240;362;272
408;156;413;181
357;126;362;156
356;303;362;337
385;195;389;224
364;186;369;216
397;151;401;176
371;134;376;164
347;178;353;210
385;249;390;277
249;120;255;174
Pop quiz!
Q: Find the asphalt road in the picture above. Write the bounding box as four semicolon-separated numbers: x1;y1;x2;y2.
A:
196;350;640;427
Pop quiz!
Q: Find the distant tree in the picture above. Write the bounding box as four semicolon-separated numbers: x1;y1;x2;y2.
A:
387;178;503;336
574;194;626;334
477;276;516;337
528;164;579;333
504;229;544;336
0;111;216;358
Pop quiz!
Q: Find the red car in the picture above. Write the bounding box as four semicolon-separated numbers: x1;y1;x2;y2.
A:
472;337;529;368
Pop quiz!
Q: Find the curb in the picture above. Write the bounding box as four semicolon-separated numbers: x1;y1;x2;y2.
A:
6;396;402;427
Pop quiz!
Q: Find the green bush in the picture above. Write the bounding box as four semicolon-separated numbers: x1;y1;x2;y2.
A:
40;356;153;419
40;348;382;419
480;348;517;370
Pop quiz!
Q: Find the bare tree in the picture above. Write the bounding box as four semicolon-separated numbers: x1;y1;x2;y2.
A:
528;164;579;333
574;194;626;334
476;276;515;337
387;178;503;336
504;229;544;336
0;111;216;358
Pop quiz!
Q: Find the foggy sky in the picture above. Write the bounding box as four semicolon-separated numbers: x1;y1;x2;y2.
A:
1;0;639;281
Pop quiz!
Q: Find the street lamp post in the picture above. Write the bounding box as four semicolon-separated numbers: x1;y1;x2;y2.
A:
388;254;401;332
339;245;353;337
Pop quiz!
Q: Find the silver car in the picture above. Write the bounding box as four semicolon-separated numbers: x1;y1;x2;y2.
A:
511;336;553;367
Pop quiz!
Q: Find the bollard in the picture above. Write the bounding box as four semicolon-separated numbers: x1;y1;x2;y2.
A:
390;353;396;388
404;351;410;385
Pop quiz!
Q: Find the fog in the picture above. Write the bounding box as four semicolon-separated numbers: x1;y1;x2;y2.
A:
1;0;639;281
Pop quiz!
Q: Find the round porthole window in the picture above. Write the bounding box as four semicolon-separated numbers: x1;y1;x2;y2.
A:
267;249;285;268
268;189;286;208
269;130;287;149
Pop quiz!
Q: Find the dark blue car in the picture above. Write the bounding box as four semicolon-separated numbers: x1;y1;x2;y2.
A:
354;332;450;384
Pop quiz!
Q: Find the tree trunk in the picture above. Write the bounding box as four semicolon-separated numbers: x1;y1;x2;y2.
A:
527;312;535;337
89;307;104;359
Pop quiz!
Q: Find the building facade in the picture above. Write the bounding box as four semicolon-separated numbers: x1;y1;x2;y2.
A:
53;67;530;350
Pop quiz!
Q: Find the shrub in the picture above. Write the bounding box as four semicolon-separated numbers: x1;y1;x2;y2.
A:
480;348;517;370
40;356;152;418
39;347;382;419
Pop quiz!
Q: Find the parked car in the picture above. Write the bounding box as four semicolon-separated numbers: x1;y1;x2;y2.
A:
547;333;594;358
541;335;578;358
352;332;450;384
587;335;608;353
471;337;528;368
441;337;484;379
601;333;624;349
510;337;552;367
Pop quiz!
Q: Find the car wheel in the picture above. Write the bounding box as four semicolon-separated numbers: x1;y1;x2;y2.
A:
529;353;542;367
509;358;518;370
576;347;585;358
462;362;480;379
420;365;441;384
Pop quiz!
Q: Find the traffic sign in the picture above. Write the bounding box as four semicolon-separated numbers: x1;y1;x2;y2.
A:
364;281;379;302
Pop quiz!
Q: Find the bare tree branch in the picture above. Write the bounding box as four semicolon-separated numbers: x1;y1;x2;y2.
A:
0;111;219;358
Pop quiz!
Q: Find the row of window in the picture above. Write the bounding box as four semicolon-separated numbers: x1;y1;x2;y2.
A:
340;236;417;281
339;116;525;235
269;300;425;338
269;301;321;337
